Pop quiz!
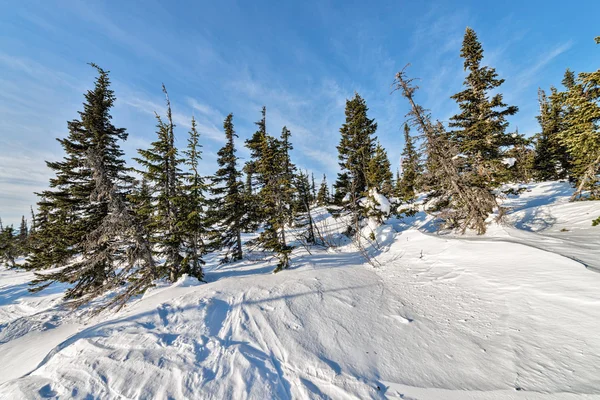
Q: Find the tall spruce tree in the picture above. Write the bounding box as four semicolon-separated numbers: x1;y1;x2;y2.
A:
335;93;377;206
395;66;499;234
178;116;208;279
294;170;316;244
398;123;422;202
560;41;600;199
209;113;245;263
534;87;570;180
134;85;189;282
449;27;518;187
27;64;134;301
242;107;268;231
248;124;296;272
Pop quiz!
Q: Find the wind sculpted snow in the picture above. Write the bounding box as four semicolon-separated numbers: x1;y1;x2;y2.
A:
0;182;600;399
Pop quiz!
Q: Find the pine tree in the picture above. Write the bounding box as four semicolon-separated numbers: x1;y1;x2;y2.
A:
367;141;393;196
398;123;422;202
209;113;245;263
178;116;208;279
560;42;600;199
316;174;330;206
311;173;317;202
334;93;377;206
28;64;134;301
449;27;518;187
134;85;187;282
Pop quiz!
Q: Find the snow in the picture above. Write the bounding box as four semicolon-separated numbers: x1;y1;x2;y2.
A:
1;181;600;399
502;157;517;167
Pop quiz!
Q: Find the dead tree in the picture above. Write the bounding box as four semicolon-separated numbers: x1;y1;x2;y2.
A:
393;65;500;234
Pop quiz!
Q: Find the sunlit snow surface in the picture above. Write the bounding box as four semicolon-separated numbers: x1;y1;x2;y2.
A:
1;181;599;399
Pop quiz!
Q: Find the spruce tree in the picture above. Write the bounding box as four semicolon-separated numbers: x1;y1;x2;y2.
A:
178;116;208;279
534;87;570;180
18;215;28;255
398;123;422;202
0;224;17;268
560;43;600;199
449;27;518;187
294;170;316;244
134;85;188;282
28;64;133;301
334;93;377;206
395;66;499;234
209;113;245;263
367;141;393;196
316;174;330;206
247;122;296;272
242;107;268;231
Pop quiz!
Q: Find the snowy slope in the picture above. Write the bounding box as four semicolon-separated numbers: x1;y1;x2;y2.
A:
1;181;599;399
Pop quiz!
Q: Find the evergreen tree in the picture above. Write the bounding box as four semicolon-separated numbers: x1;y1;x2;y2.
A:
395;66;499;235
560;43;600;199
134;85;188;282
449;27;518;187
367;141;394;196
311;173;317;202
316;174;330;206
18;215;28;255
279;126;296;224
0;224;17;268
209;113;245;263
178;116;208;279
334;93;377;206
242;107;268;231
333;172;351;205
534;87;570;180
27;64;133;301
294;170;316;244
398;123;422;202
248;123;296;272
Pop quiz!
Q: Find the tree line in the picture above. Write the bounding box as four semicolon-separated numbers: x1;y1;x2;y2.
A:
1;29;598;311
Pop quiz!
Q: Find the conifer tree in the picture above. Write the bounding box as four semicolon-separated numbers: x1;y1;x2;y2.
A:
0;224;17;268
209;113;245;263
279;126;296;224
294;170;316;244
311;173;317;202
247;121;296;272
243;107;268;231
335;93;377;206
367;141;394;196
27;64;133;301
560;42;600;199
134;85;189;282
178;116;208;278
316;174;330;206
395;66;499;234
18;215;28;255
398;123;422;202
27;64;132;273
534;87;570;180
449;27;518;187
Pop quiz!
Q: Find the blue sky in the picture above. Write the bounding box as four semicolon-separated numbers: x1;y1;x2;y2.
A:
1;0;599;225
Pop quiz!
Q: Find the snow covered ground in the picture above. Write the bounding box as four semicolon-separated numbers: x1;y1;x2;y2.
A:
1;181;599;399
